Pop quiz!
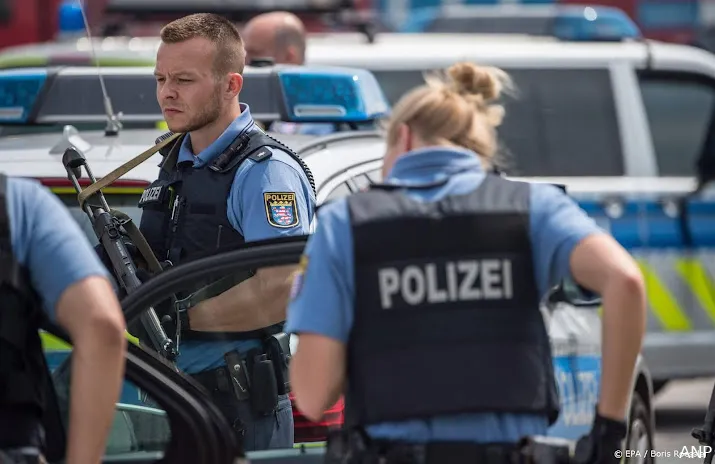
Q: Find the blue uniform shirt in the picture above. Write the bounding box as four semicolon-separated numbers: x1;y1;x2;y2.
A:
6;177;109;320
285;147;604;443
176;103;316;374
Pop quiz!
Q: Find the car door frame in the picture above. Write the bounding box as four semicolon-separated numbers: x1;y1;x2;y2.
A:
118;236;316;463
43;323;240;463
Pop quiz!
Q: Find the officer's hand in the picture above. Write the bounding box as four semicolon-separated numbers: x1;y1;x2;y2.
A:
573;410;628;464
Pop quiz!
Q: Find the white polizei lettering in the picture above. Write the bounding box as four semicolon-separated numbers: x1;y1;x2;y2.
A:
376;258;515;308
446;261;458;300
140;186;162;203
378;268;400;309
458;261;481;300
481;259;503;299
502;260;513;298
401;265;426;305
425;263;448;303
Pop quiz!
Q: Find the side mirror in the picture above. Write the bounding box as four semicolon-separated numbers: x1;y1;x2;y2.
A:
548;279;602;308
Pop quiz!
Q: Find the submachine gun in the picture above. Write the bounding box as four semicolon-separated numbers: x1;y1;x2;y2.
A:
61;145;178;363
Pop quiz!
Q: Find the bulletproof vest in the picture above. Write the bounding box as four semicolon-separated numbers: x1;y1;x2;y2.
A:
138;128;315;341
0;174;50;448
344;174;560;427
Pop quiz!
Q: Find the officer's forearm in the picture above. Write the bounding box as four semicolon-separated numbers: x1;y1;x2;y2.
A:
291;334;346;423
599;273;647;420
189;265;296;331
55;277;127;464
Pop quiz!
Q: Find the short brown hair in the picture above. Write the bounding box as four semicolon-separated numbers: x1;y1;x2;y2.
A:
160;13;246;75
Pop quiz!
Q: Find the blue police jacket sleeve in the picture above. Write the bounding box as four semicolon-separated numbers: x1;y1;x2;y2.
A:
228;150;315;242
285;199;354;344
6;177;109;321
529;183;604;298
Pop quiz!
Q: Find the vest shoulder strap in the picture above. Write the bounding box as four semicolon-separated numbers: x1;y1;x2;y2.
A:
0;173;44;348
209;129;317;196
0;174;27;292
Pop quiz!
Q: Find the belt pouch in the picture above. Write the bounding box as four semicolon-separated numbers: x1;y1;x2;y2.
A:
224;351;251;401
264;334;290;395
249;354;278;416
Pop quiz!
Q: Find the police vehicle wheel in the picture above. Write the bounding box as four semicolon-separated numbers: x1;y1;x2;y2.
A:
625;391;654;464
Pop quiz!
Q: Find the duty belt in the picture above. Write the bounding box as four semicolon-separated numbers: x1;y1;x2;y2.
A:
325;431;573;464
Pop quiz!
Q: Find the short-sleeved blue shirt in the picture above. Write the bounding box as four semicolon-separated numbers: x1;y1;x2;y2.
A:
175;104;316;374
285;147;603;443
5;176;109;320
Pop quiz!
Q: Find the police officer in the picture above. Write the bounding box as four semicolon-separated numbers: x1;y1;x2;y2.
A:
1;174;126;464
242;11;336;137
137;13;315;451
285;62;647;463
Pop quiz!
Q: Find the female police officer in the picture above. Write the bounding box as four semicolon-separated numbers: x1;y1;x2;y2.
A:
284;62;647;464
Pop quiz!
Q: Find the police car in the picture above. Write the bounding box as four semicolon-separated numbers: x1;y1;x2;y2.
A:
303;13;715;397
0;65;656;462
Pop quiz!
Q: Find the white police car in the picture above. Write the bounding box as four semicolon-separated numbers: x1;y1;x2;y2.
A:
305;10;715;398
0;65;656;462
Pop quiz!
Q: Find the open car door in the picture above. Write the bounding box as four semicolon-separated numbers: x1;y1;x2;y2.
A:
43;235;328;463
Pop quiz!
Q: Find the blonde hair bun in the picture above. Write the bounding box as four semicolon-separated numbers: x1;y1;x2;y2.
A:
446;62;507;102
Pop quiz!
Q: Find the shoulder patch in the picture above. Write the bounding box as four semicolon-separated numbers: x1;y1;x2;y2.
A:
264;192;299;228
249;148;273;163
290;255;309;300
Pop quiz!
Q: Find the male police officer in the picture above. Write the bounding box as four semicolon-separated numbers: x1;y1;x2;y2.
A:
138;13;315;451
1;174;126;464
242;11;335;137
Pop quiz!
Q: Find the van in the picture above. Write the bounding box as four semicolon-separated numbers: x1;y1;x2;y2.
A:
306;30;715;393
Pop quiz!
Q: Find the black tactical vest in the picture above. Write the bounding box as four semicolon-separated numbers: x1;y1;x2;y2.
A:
345;174;560;427
138;127;315;341
0;174;50;448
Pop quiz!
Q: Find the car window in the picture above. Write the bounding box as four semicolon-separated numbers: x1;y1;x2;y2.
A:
638;74;715;176
370;68;624;176
45;339;172;458
350;174;372;192
365;169;383;184
324;182;353;202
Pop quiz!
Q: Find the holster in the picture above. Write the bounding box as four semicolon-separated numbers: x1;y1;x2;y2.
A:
224;336;288;418
263;332;291;395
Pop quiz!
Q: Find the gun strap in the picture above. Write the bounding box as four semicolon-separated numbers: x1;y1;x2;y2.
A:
77;132;182;210
173;275;242;312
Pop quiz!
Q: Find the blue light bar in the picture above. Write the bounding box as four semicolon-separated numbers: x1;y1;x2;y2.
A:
58;0;86;34
0;69;47;123
276;67;390;123
552;6;642;42
399;4;641;42
0;66;391;126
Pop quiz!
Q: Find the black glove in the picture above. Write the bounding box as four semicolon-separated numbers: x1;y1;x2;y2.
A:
573;408;628;464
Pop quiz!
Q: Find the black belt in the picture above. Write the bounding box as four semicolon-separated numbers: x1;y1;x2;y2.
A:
190;365;236;395
373;441;526;464
326;435;528;464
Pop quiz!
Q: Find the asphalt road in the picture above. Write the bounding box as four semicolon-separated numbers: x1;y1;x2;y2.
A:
651;378;714;464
